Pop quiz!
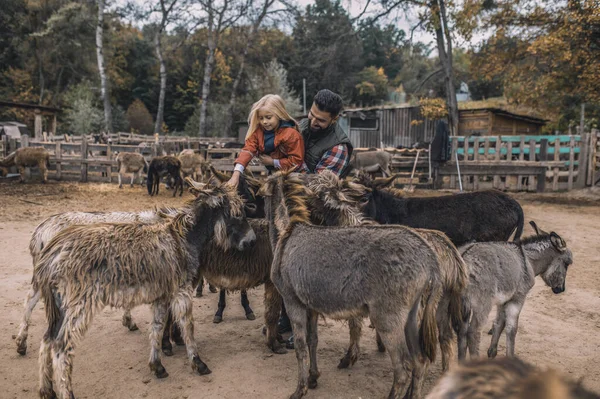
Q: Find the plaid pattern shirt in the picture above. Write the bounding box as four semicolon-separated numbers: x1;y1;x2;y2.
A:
304;144;350;176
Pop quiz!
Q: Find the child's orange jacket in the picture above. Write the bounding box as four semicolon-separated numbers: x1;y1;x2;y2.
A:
235;124;305;171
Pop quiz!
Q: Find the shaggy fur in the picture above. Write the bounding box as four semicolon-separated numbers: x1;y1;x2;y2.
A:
178;149;207;182
0;147;50;183
147;155;183;197
457;222;572;361
426;357;599;399
260;171;454;399
355;173;525;245
35;184;255;399
15;208;177;355
116;152;148;188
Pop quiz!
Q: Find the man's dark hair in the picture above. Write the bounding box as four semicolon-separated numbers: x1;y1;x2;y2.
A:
313;89;343;117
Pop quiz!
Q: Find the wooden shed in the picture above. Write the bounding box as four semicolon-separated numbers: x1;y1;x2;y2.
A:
458;108;547;136
343;105;436;148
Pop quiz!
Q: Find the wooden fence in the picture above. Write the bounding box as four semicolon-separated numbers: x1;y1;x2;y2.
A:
436;134;590;192
2;131;599;192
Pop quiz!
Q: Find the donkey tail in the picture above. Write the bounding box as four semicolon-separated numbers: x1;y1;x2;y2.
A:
512;202;525;241
40;281;62;340
419;282;442;363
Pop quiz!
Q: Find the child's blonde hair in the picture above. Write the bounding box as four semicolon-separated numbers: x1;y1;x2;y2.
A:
246;94;298;140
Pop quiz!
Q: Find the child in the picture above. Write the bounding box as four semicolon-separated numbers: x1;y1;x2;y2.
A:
228;94;304;186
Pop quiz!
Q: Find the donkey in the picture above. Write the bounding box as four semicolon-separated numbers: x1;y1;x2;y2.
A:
355;173;525;246
456;221;573;361
14;208;178;356
178;149;206;182
116;152;148;189
35;183;255;399
0;147;50;183
259;171;463;399
426;357;599;399
348;150;393;177
147;155;183;197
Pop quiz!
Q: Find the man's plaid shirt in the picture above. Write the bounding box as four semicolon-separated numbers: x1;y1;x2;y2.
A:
301;144;350;176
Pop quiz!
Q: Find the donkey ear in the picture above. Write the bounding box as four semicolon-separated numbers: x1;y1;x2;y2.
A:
550;232;567;252
257;180;274;197
210;165;230;182
529;221;548;236
372;174;397;189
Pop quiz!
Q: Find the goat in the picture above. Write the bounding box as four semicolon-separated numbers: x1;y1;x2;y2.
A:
0;147;50;183
116;152;148;188
14;208;177;356
426;357;599;399
457;221;573;360
147;155;183;196
355;173;525;246
36;182;256;399
259;171;464;399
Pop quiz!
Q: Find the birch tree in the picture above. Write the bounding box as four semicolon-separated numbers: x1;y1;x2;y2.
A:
96;0;113;133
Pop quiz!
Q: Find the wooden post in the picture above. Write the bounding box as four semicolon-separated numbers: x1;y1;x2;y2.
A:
568;136;575;190
493;136;501;188
81;135;88;182
21;134;29;148
473;137;479;190
537;139;548;193
484;137;490;160
106;143;112;183
517;136;526;190
591;130;599;187
34;109;43;140
505;140;515;190
576;133;589;189
1;135;8;157
450;137;458;189
51;114;57;136
528;139;536;191
9;137;17;153
55;142;62;180
553;138;560;191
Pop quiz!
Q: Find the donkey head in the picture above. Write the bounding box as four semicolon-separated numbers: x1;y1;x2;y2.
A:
351;171;400;219
258;171;310;244
208;165;265;218
529;221;573;294
187;177;256;251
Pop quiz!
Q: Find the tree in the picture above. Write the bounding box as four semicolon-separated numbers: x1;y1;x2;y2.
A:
126;98;155;134
286;0;363;101
473;0;600;130
358;21;406;81
196;0;246;136
354;66;389;106
96;0;113;132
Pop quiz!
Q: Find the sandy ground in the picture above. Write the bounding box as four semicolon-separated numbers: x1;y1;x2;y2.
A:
0;180;599;398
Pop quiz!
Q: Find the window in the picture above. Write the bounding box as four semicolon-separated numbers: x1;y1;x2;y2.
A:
350;117;378;130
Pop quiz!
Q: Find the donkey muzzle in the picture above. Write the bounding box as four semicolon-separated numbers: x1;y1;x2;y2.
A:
552;282;565;294
238;229;257;251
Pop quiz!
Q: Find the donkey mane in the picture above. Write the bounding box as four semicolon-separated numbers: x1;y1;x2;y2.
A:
281;172;312;233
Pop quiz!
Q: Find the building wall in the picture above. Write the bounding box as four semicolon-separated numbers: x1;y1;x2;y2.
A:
458;110;543;136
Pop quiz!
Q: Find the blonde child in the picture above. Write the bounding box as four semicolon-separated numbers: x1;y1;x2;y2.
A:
228;94;304;186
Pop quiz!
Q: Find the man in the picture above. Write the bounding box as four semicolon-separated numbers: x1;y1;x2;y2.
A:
276;89;353;348
299;89;353;176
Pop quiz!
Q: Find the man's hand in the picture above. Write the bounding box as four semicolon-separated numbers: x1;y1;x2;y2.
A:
259;154;274;166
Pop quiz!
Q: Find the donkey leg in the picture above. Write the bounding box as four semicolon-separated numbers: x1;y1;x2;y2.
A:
466;319;482;359
195;278;204;297
241;290;256;320
41;165;48;183
372;312;411;399
376;330;386;352
38;335;55;399
264;281;286;354
130;173;135;188
122;307;138;331
213;290;226;323
338;317;362;369
118;172;123;189
403;359;430;399
171;290;211;375
504;301;524;357
209;283;218;293
18;166;26;183
285;296;310;399
16;286;40;355
307;310;320;389
53;305;95;399
149;301;169;378
487;304;507;358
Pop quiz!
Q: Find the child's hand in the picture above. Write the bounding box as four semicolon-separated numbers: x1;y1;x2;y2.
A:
227;171;241;187
259;155;274;166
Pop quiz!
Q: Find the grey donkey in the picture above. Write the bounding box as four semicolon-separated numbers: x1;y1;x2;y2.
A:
259;171;465;399
457;221;573;360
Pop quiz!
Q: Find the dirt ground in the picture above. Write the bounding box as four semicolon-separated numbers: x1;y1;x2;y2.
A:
1;180;599;399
